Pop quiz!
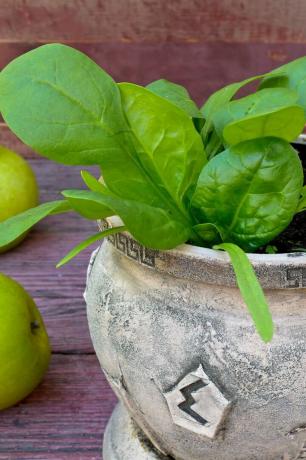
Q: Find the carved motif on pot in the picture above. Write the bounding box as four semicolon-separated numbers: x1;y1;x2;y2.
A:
164;365;231;439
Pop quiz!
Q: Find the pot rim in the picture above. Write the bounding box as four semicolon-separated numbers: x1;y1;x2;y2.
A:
163;242;306;265
103;216;306;264
100;135;306;289
101;217;306;289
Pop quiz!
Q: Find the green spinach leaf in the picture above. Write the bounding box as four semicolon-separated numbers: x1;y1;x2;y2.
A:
259;57;306;113
62;189;191;249
0;44;170;213
191;138;303;251
119;82;207;209
0;200;70;249
57;226;126;267
222;106;304;146
214;243;274;342
0;44;129;166
200;75;270;158
193;223;222;245
212;88;304;145
146;79;203;119
201;76;264;120
0;44;200;222
62;189;113;220
81;170;106;193
201;75;267;139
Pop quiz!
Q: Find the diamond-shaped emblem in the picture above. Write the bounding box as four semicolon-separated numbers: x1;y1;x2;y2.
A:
164;364;231;439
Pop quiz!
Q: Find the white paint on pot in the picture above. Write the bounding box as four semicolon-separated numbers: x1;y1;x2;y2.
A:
85;222;306;460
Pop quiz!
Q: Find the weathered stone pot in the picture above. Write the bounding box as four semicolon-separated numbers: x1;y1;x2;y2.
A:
85;219;306;460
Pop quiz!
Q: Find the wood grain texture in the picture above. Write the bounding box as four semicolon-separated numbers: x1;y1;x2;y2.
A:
0;355;117;459
1;42;306;107
0;2;305;456
1;0;306;44
0;127;100;353
0;232;98;354
1;229;97;354
0;124;117;458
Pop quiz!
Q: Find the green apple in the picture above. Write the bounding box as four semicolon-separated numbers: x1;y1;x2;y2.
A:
0;273;51;410
0;145;39;252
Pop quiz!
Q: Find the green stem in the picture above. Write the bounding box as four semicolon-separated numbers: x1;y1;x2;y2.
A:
57;226;126;267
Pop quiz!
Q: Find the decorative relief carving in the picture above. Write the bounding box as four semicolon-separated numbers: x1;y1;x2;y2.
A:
107;232;116;245
110;233;156;267
286;268;306;288
283;436;306;459
100;221;156;267
295;441;306;459
116;233;128;253
126;238;141;261
164;365;231;439
108;234;156;268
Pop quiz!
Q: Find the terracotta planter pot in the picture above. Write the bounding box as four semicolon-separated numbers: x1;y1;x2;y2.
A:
85;220;306;460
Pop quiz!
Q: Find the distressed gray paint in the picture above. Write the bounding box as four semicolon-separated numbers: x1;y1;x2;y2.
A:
85;229;306;460
103;403;169;460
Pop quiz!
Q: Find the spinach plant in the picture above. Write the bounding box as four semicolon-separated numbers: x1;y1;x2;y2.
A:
0;44;305;342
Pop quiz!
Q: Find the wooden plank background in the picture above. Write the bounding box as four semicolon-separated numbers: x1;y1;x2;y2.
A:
0;126;117;459
1;1;306;104
1;0;306;44
0;1;306;458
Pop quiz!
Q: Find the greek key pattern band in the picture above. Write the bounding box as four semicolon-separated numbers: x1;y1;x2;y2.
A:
286;268;306;288
105;230;156;268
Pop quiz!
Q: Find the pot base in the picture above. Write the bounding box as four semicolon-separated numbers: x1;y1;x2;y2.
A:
103;403;168;460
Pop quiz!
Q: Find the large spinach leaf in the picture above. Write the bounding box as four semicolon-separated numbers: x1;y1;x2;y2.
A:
0;44;201;231
259;57;306;113
0;44;165;209
0;44;129;166
146;79;203;119
119;83;207;209
191;137;303;251
63;189;191;249
212;88;304;145
200;75;268;158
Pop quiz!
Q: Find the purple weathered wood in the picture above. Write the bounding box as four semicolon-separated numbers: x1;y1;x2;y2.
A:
0;0;306;44
0;156;100;352
1;42;306;106
0;126;117;458
0;355;117;459
1;2;306;455
0;125;101;352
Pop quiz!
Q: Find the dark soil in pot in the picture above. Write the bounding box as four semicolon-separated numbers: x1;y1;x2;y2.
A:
263;142;306;253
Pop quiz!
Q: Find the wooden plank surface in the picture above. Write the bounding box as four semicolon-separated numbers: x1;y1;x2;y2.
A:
0;0;306;44
0;125;116;458
1;41;306;109
0;125;100;352
0;355;116;460
1;1;306;106
1;1;306;457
